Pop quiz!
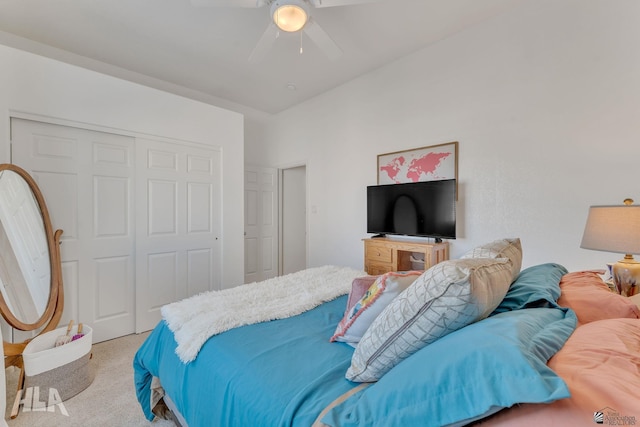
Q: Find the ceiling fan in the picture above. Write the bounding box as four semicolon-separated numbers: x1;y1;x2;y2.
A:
190;0;381;63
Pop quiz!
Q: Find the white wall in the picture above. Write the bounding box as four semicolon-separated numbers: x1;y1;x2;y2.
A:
0;44;245;287
246;0;640;273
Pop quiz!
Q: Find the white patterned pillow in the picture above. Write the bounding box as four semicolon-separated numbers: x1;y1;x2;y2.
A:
346;258;513;382
461;237;522;280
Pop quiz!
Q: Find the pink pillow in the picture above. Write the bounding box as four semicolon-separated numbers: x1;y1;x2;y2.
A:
557;271;640;325
331;271;422;346
345;276;379;315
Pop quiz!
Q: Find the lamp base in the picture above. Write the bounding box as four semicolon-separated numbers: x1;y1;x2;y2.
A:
613;257;640;297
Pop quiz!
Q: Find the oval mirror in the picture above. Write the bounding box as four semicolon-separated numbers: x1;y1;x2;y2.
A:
0;164;61;331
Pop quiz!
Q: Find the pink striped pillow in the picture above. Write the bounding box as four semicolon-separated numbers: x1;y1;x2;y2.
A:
331;271;422;346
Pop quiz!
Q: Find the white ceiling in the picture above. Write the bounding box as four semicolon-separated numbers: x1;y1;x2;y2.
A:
0;0;524;114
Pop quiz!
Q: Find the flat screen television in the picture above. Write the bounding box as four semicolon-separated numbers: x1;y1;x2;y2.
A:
367;179;456;240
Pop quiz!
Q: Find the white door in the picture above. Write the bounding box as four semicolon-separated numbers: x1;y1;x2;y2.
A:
244;166;278;284
135;138;222;333
281;166;307;275
11;118;136;342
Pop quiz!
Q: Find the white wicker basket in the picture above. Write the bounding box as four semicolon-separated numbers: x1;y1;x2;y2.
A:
22;324;95;401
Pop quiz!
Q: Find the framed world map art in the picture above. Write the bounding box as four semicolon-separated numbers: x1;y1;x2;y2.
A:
377;141;458;185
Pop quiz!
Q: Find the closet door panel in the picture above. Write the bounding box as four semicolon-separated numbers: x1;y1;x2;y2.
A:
148;179;178;235
146;252;179;309
187;248;212;296
95;256;130;318
136;138;221;333
94;176;129;237
188;182;212;233
11;118;136;343
86;133;135;342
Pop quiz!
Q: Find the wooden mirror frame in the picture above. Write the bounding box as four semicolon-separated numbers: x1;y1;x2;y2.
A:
0;163;64;397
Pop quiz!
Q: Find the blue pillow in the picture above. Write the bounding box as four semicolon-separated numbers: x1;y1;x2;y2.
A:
491;263;568;314
322;306;576;427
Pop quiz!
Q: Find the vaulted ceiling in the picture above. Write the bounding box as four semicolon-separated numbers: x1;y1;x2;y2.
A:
0;0;524;114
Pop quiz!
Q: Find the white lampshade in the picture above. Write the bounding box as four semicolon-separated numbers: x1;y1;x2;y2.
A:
580;204;640;255
272;1;308;33
581;201;640;296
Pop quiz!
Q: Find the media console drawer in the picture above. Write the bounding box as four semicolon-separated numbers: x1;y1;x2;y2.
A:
363;238;449;275
367;244;392;262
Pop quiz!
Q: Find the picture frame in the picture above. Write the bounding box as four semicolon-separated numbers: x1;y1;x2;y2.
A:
377;141;458;186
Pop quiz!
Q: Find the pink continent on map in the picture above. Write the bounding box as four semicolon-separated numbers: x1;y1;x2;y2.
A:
406;152;451;182
379;156;406;182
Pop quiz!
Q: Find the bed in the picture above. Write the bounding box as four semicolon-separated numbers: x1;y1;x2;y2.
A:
134;239;640;427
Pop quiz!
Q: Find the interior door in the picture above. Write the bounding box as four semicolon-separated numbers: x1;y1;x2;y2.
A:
281;165;307;275
244;166;278;284
11;118;136;343
135;138;222;333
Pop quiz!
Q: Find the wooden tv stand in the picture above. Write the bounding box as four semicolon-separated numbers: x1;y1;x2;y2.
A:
363;237;449;275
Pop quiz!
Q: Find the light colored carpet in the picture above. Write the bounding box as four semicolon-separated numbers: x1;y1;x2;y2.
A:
4;332;175;427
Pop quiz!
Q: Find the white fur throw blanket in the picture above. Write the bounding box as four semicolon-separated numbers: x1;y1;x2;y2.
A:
161;265;366;363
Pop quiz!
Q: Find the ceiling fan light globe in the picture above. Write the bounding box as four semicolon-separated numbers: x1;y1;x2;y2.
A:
272;3;308;32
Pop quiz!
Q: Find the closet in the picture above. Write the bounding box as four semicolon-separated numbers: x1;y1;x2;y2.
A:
10;118;222;342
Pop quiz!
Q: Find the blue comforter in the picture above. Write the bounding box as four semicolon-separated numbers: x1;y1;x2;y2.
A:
134;263;577;427
134;296;358;427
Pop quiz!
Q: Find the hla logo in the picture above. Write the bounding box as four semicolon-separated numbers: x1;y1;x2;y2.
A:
13;386;69;416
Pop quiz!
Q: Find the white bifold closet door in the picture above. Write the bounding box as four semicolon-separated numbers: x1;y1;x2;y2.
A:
10;118;221;342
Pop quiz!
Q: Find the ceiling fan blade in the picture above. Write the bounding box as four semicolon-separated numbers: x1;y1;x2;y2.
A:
190;0;266;7
310;0;382;7
303;18;342;61
248;23;278;63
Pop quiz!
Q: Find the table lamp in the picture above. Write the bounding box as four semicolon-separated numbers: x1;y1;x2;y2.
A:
580;198;640;296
